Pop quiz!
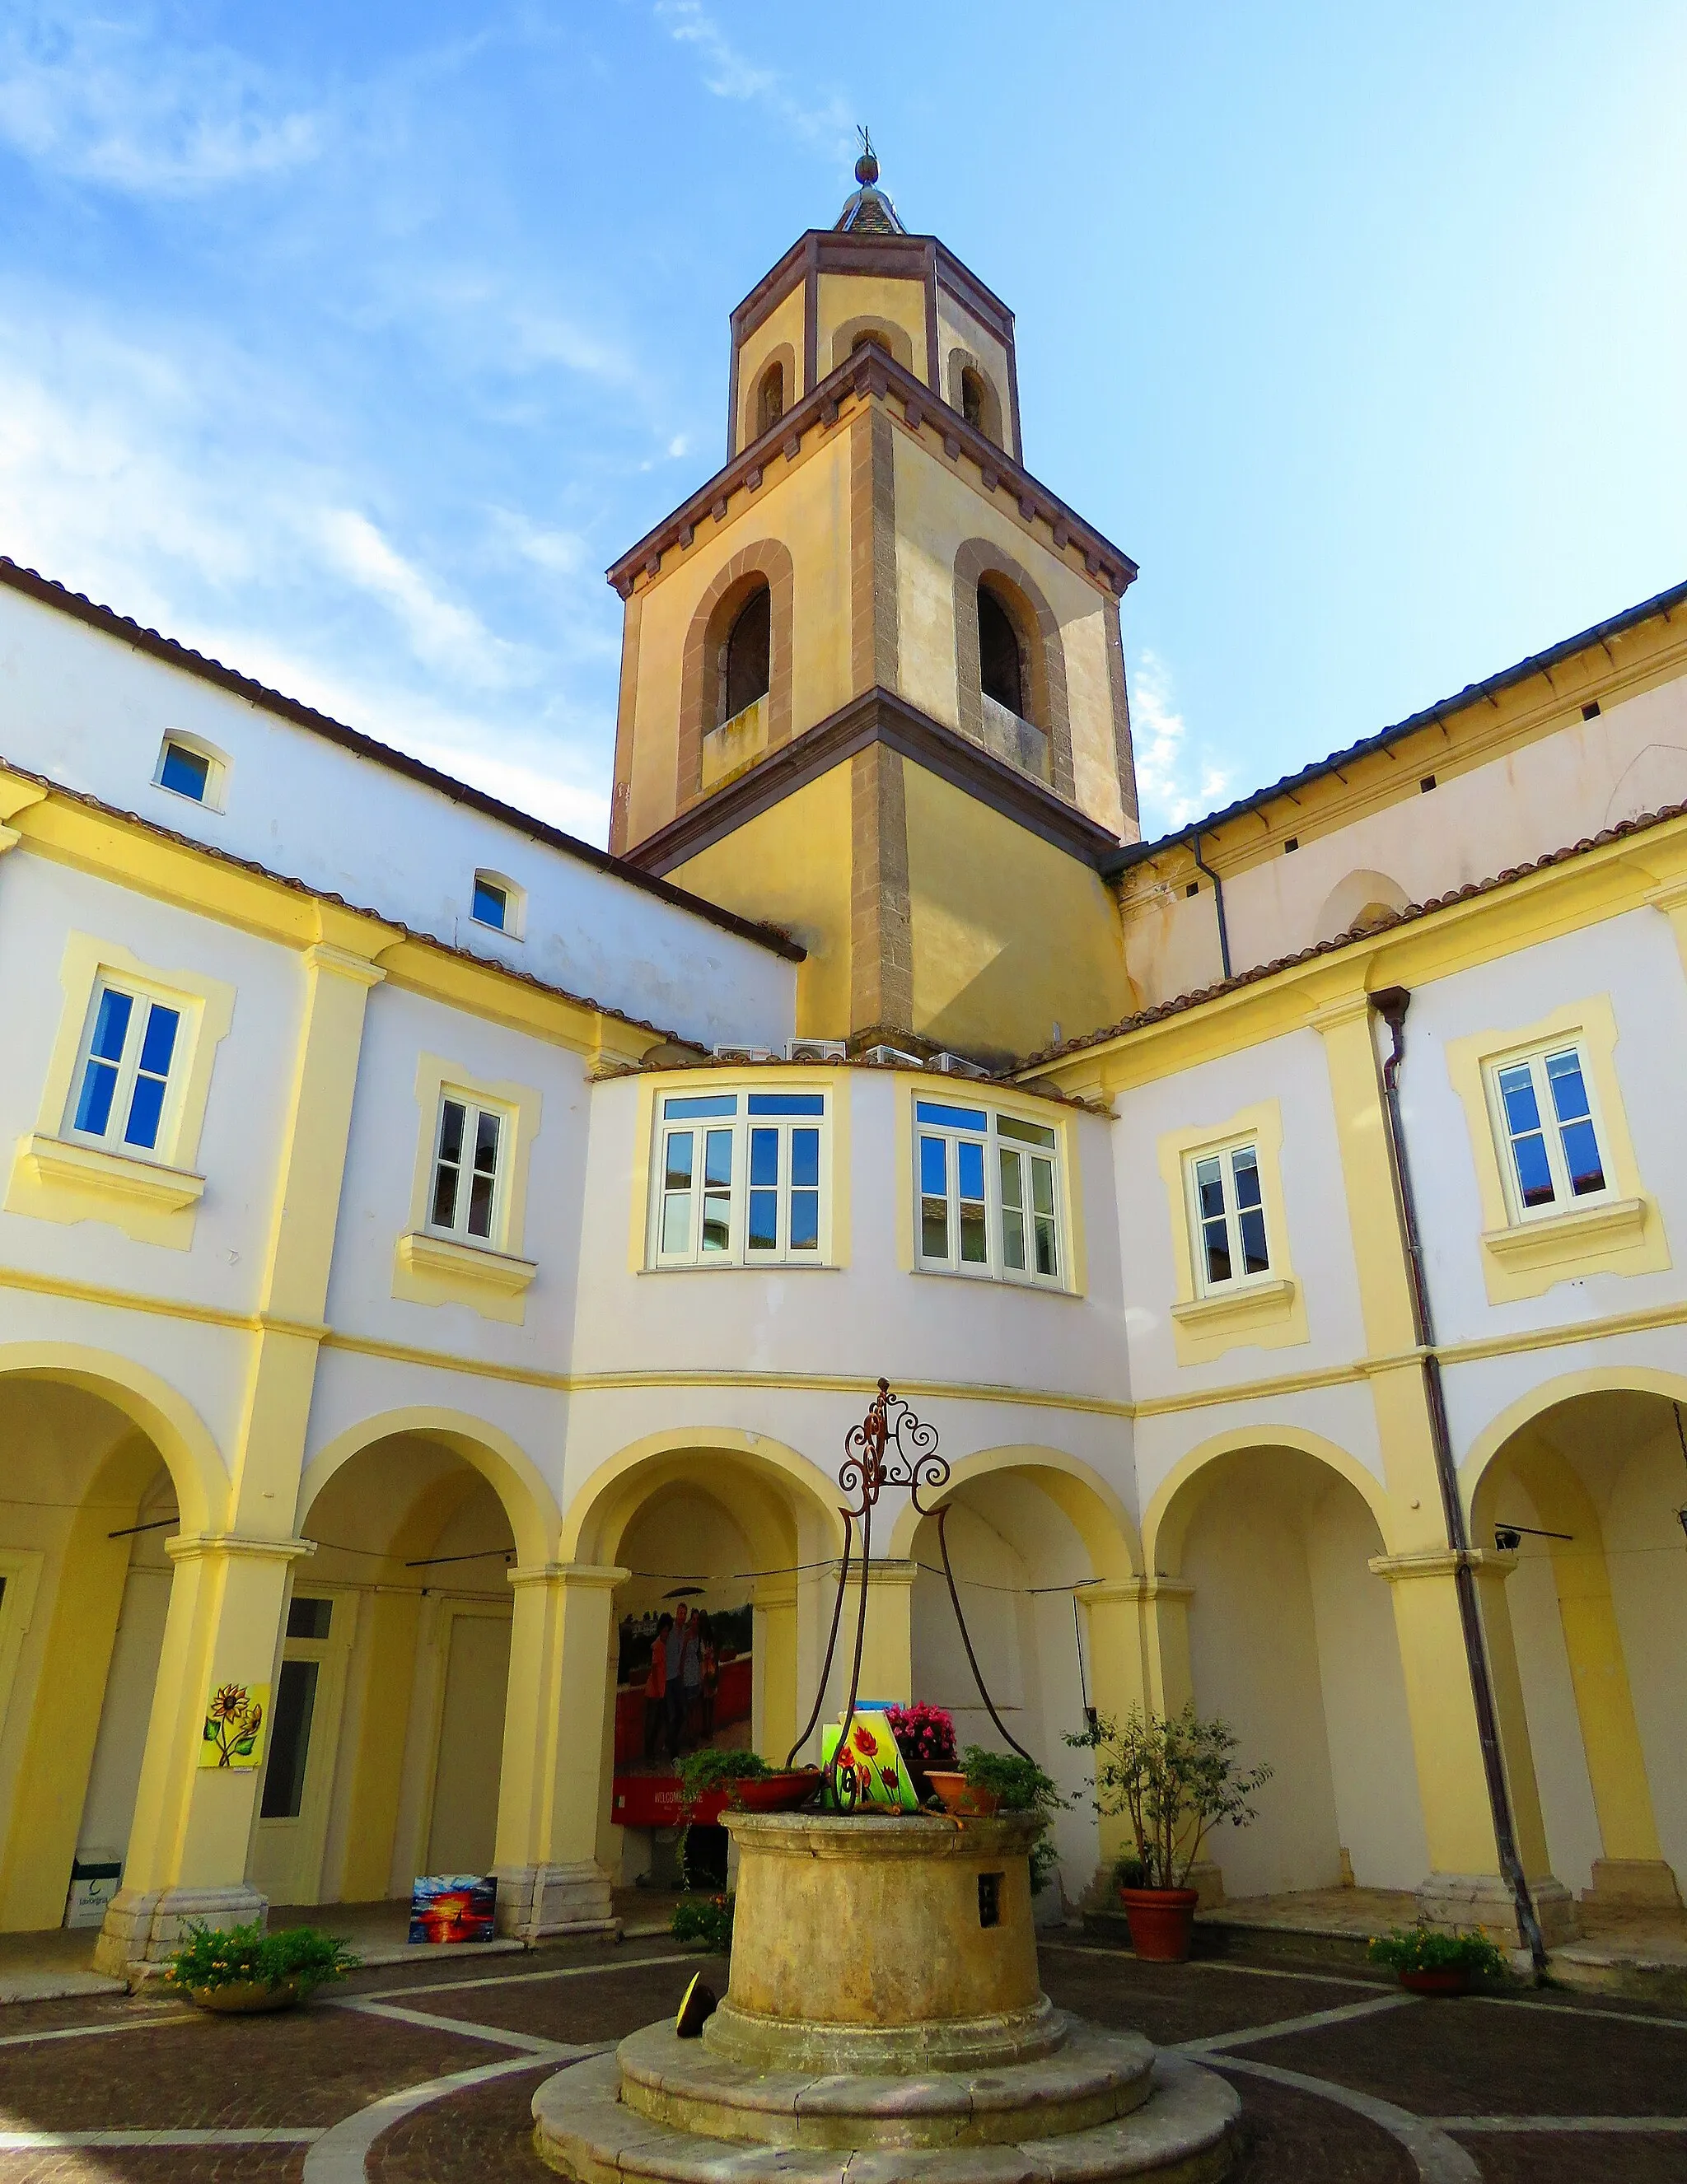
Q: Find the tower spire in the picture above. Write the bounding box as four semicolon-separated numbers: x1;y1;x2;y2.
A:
836;127;904;235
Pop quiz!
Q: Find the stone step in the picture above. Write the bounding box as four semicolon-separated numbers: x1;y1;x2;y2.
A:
532;2049;1237;2184
617;2014;1155;2150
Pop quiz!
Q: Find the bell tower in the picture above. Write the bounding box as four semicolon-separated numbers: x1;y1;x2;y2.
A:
605;150;1142;1065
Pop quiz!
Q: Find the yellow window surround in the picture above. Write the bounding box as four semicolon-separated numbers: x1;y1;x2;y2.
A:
1157;1099;1308;1366
393;1053;542;1325
1445;992;1669;1304
899;1077;1087;1294
4;932;235;1250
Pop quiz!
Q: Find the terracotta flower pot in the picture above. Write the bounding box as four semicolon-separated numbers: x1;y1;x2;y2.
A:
189;1976;303;2014
1119;1887;1199;1962
924;1771;1000;1818
731;1770;821;1813
1399;1967;1470;1996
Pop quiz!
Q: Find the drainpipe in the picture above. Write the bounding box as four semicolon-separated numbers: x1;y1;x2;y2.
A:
1370;986;1548;1974
1190;831;1231;981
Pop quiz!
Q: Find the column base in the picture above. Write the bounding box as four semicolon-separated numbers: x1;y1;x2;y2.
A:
1415;1870;1579;1948
493;1860;619;1943
1582;1858;1685;1909
1185;1861;1226;1911
93;1883;269;1981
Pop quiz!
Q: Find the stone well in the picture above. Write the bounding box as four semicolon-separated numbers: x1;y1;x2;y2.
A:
533;1809;1236;2183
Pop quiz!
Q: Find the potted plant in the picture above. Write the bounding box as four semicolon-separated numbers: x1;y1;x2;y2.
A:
1367;1925;1507;1995
671;1892;735;1952
925;1748;1068;1897
886;1702;956;1803
1068;1705;1272;1962
160;1919;358;2014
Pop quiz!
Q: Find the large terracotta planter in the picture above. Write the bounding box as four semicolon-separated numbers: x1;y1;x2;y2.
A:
1119;1888;1199;1963
731;1771;821;1813
1399;1967;1470;1996
189;1976;303;2014
925;1771;1000;1818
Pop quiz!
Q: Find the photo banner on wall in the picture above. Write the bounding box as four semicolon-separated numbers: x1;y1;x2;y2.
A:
611;1599;753;1823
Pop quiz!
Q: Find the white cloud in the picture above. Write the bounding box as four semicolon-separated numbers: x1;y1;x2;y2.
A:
1130;650;1232;837
315;507;530;691
655;2;852;148
0;3;323;194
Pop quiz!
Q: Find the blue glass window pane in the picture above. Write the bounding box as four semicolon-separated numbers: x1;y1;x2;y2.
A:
1203;1222;1231;1285
1239;1207;1269;1275
746;1093;825;1115
957;1140;985;1202
159;743;209;800
747;1190;778;1250
997;1115;1055;1148
703;1131;733;1187
1560;1119;1605;1196
138;1005;180;1078
791;1130;820;1188
74;1059;119;1136
919;1136;946;1196
1498;1065;1541;1136
1512;1132;1555;1207
789;1190;820;1251
1544;1050;1592;1124
750;1128;778;1186
1231;1147;1262;1210
915;1100;988;1132
124;1071;166;1149
472;880;507;929
664;1133;694;1190
89;988;133;1062
663;1094;738;1119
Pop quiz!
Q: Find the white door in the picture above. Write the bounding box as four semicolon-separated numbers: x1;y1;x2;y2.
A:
424;1611;512;1876
251;1589;355;1907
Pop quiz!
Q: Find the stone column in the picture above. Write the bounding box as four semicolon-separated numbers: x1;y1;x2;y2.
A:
492;1561;627;1941
93;1532;313;1976
752;1575;800;1766
1370;1547;1577;1946
848;1556;917;1706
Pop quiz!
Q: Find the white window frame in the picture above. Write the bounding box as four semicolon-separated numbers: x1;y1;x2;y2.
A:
1183;1136;1273;1296
914;1099;1064;1288
63;978;190;1164
426;1090;512;1249
1483;1038;1615;1225
470;869;525;940
152;730;227;812
649;1090;829;1269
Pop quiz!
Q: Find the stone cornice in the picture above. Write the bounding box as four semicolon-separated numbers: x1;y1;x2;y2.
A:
605;348;1137;604
729;227;1015;348
624;686;1126;879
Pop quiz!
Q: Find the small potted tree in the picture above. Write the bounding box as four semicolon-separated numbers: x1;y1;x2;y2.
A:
1068;1705;1271;1962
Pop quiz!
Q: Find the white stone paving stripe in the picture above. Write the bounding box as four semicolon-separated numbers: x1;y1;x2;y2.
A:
1437;2114;1687;2132
352;1948;694;2000
300;2049;600;2184
0;2008;197;2050
1178;1990;1416;2054
1467;1992;1687;2033
0;2130;325;2148
1213;2055;1482;2184
334;1995;590;2056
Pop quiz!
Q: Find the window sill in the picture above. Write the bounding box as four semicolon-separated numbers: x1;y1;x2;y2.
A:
1171;1275;1297;1328
393;1230;537;1324
643;1259;839;1274
3;1132;204;1249
910;1263;1079;1299
1169;1274;1306;1365
1482;1197;1649;1271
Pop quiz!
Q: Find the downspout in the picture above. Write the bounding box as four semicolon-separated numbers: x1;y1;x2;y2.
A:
1190;831;1231;981
1369;986;1548;1974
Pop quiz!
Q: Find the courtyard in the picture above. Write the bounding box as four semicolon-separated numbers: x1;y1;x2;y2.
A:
0;1934;1682;2184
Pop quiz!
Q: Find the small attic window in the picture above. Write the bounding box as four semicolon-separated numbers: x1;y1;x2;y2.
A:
961;369;986;430
757;361;785;436
153;730;227;811
852;329;892;357
471;870;524;938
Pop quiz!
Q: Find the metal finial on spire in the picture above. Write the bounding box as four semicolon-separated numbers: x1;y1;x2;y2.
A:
854;125;878;187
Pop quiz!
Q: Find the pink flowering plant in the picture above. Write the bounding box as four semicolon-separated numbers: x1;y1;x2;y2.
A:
886;1702;957;1772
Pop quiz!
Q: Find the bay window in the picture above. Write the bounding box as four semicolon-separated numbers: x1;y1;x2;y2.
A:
914;1099;1063;1286
652;1090;827;1267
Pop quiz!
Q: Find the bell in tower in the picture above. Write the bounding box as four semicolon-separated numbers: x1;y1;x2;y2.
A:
605;149;1141;1065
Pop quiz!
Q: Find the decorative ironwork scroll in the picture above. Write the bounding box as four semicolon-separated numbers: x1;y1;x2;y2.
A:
787;1379;1032;1804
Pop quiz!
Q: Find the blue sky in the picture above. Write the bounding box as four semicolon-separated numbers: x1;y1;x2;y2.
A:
2;2;1684;845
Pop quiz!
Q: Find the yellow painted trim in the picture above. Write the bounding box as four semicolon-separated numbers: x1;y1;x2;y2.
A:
0;1340;227;1530
1456;1362;1687;1512
1141;1421;1400;1575
4;931;235;1248
559;1427;846;1566
1155;1099;1306;1365
1444;992;1668;1302
395;1053;544;1324
884;1444;1141;1575
297;1405;562;1567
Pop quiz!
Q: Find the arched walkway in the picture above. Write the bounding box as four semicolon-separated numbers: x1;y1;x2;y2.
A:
1465;1379;1686;1911
0;1354;225;1934
1147;1437;1426;1902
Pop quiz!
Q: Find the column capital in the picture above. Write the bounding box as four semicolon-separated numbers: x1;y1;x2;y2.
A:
166;1533;316;1566
1082;1575;1193;1604
832;1556;919;1589
1306;990;1376;1037
506;1560;629;1591
1369;1547;1518;1583
301;940;387;987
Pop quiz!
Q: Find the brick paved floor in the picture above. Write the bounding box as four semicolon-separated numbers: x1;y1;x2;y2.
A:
0;1936;1683;2183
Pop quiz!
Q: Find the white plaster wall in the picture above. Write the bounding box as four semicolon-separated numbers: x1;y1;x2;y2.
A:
1391;911;1687;1349
0;586;797;1050
76;1545;173;1868
1121;664;1687;1004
